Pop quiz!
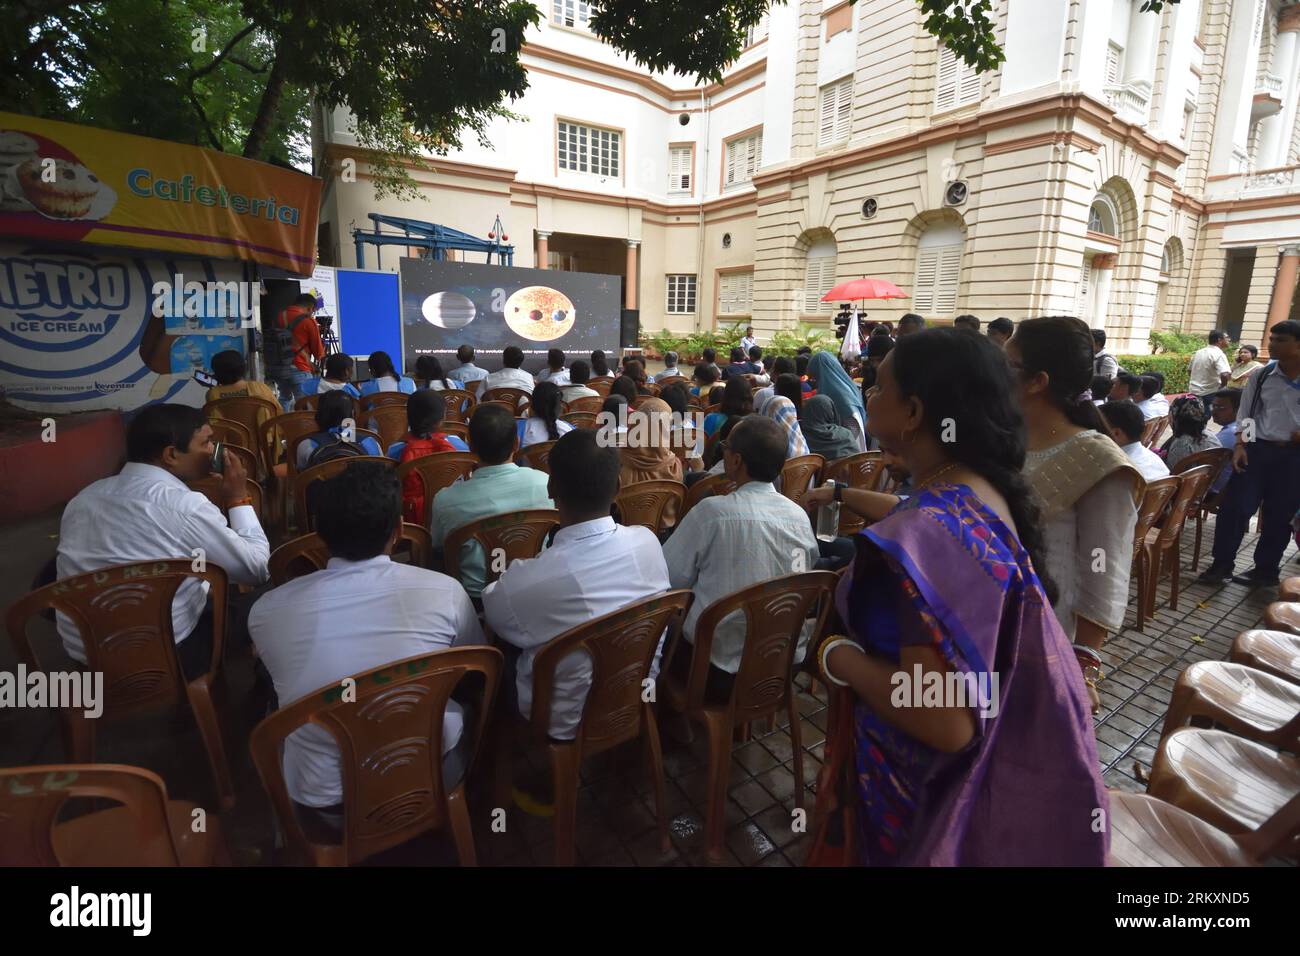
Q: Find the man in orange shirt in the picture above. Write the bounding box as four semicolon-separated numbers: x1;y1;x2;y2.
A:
268;293;324;407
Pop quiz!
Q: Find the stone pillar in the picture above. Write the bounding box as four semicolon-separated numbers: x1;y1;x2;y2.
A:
536;230;551;269
1263;244;1300;356
1091;254;1117;331
1260;8;1300;168
624;240;639;310
1124;1;1161;87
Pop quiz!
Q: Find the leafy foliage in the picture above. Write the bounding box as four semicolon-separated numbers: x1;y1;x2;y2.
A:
1116;353;1192;395
1149;329;1212;355
918;0;1004;73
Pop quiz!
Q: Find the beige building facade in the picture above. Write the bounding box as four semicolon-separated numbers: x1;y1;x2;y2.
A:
314;0;1300;355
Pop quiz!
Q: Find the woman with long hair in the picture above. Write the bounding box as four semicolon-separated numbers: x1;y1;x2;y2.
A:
1009;316;1141;713
414;355;461;391
809;327;1105;865
359;350;416;395
1227;344;1262;388
808;351;867;452
1162;397;1219;470
520;380;573;448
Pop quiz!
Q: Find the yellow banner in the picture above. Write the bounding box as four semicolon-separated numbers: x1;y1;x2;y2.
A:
0;112;321;275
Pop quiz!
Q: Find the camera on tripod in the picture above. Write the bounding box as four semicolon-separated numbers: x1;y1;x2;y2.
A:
833;304;853;340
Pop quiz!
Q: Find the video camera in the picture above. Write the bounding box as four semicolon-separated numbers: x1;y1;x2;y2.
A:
833;304;853;340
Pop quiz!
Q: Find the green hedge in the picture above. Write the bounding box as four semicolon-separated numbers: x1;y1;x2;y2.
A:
640;321;833;363
1115;353;1192;394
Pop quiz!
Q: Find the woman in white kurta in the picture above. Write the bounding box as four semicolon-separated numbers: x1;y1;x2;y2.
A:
1009;317;1142;713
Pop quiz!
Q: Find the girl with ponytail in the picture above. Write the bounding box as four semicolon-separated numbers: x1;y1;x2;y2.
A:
807;327;1105;866
520;380;571;447
1008;316;1141;714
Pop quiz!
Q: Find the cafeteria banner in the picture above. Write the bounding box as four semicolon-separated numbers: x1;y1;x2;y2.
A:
0;112;321;275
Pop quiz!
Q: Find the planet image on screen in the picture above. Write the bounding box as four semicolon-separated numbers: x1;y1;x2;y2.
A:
503;286;576;341
421;291;477;329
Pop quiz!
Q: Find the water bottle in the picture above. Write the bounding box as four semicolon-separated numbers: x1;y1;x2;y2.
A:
816;481;840;543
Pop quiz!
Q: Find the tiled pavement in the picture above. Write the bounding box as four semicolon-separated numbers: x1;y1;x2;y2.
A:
1;511;1294;866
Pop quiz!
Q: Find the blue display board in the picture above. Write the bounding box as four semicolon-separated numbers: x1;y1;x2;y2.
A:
337;268;401;362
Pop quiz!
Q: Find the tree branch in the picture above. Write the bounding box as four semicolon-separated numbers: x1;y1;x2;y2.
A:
226;55;270;74
188;22;256;86
187;89;224;151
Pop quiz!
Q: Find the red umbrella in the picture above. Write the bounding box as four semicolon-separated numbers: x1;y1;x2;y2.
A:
821;277;907;302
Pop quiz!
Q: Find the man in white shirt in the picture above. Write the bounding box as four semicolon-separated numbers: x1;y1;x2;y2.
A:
740;326;757;355
653;351;683;383
1135;374;1169;421
661;416;819;697
483;429;671;738
56;404;270;675
449;345;489;386
560;359;600;404
1091;328;1118;380
249;461;484;813
1188;330;1231;410
1100;401;1169;481
482;345;536;396
535;348;571;386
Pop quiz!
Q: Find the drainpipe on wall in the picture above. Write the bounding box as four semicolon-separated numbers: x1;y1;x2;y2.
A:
696;88;710;336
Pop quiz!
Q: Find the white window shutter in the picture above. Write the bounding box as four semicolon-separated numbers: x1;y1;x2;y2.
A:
819;88;837;145
935;245;962;315
935;45;959;112
957;58;982;106
725;140;737;186
1105;43;1122;86
835;80;852;140
669;146;691;192
1078;257;1092;314
913;248;939;312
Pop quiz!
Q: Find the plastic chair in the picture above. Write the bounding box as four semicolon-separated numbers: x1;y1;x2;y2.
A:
1160;661;1300;749
1281;576;1300;601
658;571;837;860
481;387;530;412
394;452;479;526
442;510;559;587
1263;602;1300;635
1142;464;1213;620
679;472;736;520
204;395;281;474
207;418;252;449
250;647;502;866
269;524;433;585
516;440;557;473
589;379;613;397
439;388;476;423
359;392;407;412
1171;448;1231;571
1128;476;1180;632
822;451;885;535
296;392;360;419
0;763;230;866
7;560;237;810
656;375;689;389
187;475;263;522
366;405;409;452
464;379;483;398
562;412;598;430
564;396;604;415
779;454;825;508
1147;727;1300;837
496;591;693;866
293;456;396;532
1231;629;1300;684
1105;789;1300;866
613;479;686;535
1139;415;1168;449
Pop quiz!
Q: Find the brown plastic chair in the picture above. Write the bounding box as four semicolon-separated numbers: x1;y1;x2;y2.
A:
589;378;613;397
202;442;259;482
438;388;476;423
204;396;280;471
366;405;408;452
779;453;824;508
269;524;433;585
1160;661;1300;749
1171;448;1230;571
464;379;483;397
359;392;407;412
1128;475;1180;632
822;451;885;535
187;475;263;522
657;375;689;389
296;392;360;418
1142;464;1212;620
1147;727;1300;837
497;591;693;866
679;472;736;519
1139;415;1167;449
659;571;837;860
0;763;230;866
516;440;557;473
1281;576;1300;601
442;509;559;587
286;426;384;475
481;387;530;412
562;411;598;429
293;456;396;532
614;479;686;535
1231;629;1300;684
1264;602;1300;635
394;451;479;526
564;395;604;415
250;647;502;866
1105;789;1300;867
259;410;319;529
207;418;252;449
7;560;237;810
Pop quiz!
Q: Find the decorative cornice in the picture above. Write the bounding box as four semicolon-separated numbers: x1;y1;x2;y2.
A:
982;130;1101;157
521;42;766;104
1147;170;1178;188
1280;4;1300;33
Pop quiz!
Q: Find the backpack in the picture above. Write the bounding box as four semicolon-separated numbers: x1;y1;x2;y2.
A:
265;310;312;376
398;433;456;524
304;431;367;469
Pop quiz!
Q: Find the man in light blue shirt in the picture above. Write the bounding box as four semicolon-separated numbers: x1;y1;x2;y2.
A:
431;403;552;598
449;344;489;386
1209;388;1240;495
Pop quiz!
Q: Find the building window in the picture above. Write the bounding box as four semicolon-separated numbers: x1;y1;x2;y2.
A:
934;44;982;112
667;274;697;314
803;239;837;313
718;271;754;315
724;130;763;188
818;77;852;147
668;145;693;194
552;0;591;30
1088;195;1119;237
744;16;768;47
1105;42;1124;86
558;120;620;178
1182;101;1195;142
1077;256;1092;316
912;223;963;316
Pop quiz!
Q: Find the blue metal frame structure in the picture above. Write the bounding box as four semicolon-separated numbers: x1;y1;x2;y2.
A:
351;213;515;269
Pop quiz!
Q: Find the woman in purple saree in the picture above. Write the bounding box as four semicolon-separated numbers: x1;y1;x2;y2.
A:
809;329;1106;866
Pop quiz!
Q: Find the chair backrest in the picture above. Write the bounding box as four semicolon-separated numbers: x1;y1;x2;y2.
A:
530;591;692;754
260;410;318;473
249;647;502;866
204;396;280;451
269;524;433;585
294;456;396;532
287;426;384;474
517;440;557;473
1171;446;1230;476
679;472;736;519
207;418;252;449
481;387;530;411
366;405;409;452
564;395;604;414
1132;475;1180;554
822;451;885;534
393;452;479;526
187;475;263;521
779;454;825;507
614;480;686;535
360;392;407;412
1140;415;1167;449
442;509;560;586
657;375;689;389
1154;465;1214;548
7;560;228;716
297;392;360;419
0;763;183;866
562;412;598;430
440;420;469;441
684;571;837;721
439;389;476;423
589;378;613;397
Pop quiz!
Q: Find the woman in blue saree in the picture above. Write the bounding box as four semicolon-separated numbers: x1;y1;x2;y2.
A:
808;328;1106;865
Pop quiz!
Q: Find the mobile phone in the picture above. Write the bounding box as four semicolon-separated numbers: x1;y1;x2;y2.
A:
211;441;225;474
194;368;218;388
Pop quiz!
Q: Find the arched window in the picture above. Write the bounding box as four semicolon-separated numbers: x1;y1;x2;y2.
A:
1088;196;1119;237
803;237;837;313
912;222;963;315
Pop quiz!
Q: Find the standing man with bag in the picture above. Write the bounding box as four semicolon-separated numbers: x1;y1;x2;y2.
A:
267;293;324;408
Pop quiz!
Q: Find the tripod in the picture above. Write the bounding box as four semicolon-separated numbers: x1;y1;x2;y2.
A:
318;315;342;357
